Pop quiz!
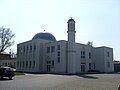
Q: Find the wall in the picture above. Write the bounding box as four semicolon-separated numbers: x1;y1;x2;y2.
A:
45;40;67;73
75;43;93;73
93;47;114;72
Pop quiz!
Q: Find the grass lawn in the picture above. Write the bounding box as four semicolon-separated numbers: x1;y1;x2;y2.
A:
15;71;25;75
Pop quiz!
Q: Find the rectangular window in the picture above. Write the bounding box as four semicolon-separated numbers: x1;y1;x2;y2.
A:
20;47;23;53
23;61;24;68
57;45;60;50
14;62;15;67
23;47;25;53
29;61;31;68
30;45;32;53
47;61;51;64
93;63;95;70
81;51;85;59
26;61;28;68
17;47;19;54
34;45;36;52
89;52;91;59
89;63;91;70
26;46;28;53
47;47;50;53
52;61;54;68
57;57;60;63
58;51;60;56
33;61;35;68
51;46;55;52
107;52;110;57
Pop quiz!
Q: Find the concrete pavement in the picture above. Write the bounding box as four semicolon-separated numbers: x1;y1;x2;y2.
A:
0;73;120;90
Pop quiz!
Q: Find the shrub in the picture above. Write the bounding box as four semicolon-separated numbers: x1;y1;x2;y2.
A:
118;85;120;90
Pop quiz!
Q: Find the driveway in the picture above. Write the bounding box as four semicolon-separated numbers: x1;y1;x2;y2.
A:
0;73;120;90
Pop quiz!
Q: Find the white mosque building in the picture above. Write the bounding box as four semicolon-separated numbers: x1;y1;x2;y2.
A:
17;18;114;73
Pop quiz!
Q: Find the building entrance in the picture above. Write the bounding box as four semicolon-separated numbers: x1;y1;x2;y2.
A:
81;63;85;72
47;61;51;72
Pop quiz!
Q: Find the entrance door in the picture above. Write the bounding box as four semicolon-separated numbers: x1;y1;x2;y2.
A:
47;64;51;72
81;64;85;72
47;61;51;72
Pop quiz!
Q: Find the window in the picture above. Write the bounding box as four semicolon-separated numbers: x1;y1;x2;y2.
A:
70;23;75;29
20;47;23;53
30;45;32;53
89;63;91;70
34;45;36;52
29;61;31;68
89;52;91;59
26;46;28;53
14;62;15;67
2;62;4;66
23;61;24;68
58;51;60;56
26;61;28;68
52;61;54;68
68;23;75;30
57;57;60;63
51;46;55;52
17;47;19;54
23;47;25;53
93;63;95;70
107;62;110;68
33;61;35;68
81;51;85;59
57;45;60;50
107;52;110;57
47;47;50;53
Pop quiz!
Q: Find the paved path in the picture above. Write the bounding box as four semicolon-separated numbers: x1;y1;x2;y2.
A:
0;73;120;90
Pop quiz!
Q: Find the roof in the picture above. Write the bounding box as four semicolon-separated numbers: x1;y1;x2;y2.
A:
32;32;56;41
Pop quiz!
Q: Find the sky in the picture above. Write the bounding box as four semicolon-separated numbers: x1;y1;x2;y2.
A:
0;0;120;60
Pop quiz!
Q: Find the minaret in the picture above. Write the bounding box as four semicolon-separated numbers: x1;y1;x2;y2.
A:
67;17;76;73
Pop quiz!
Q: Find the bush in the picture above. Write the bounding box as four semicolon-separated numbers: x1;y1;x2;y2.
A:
15;72;25;75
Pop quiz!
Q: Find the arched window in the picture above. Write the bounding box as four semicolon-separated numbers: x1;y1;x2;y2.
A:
81;47;85;59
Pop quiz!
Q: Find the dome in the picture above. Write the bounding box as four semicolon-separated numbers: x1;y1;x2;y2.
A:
68;18;75;22
32;32;56;41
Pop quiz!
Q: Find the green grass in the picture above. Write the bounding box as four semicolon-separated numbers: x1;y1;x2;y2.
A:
15;72;25;75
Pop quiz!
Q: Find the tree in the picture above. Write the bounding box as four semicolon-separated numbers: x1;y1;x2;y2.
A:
0;27;15;53
87;41;93;46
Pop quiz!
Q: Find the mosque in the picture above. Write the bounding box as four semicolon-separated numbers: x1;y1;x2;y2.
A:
17;18;114;73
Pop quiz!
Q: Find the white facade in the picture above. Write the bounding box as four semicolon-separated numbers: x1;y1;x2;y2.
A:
17;18;114;73
0;59;16;68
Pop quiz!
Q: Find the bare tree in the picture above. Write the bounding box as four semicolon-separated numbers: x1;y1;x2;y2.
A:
0;27;15;53
87;41;93;46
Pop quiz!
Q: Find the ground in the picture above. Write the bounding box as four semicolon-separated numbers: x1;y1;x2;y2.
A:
0;73;120;90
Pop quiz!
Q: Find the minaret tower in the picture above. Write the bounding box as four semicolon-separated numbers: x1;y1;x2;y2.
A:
67;17;76;73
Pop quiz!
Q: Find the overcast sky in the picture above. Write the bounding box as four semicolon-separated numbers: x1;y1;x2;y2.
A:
0;0;120;60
